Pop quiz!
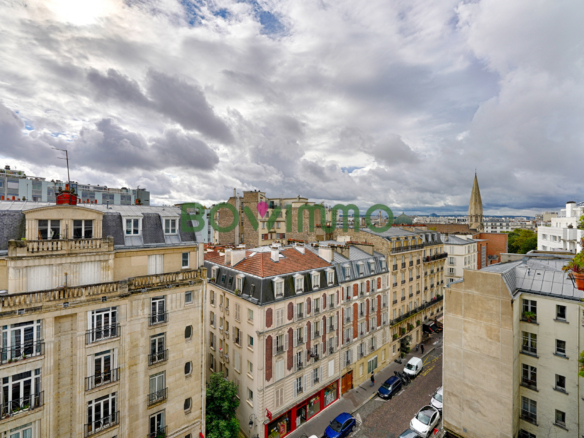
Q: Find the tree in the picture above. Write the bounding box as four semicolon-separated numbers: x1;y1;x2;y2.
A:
507;229;538;254
206;373;240;438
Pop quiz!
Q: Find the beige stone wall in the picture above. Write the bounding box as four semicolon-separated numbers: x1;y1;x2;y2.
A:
443;270;514;438
0;258;7;290
113;245;198;281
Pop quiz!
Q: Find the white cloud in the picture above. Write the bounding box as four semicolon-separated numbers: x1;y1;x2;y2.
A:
0;0;582;214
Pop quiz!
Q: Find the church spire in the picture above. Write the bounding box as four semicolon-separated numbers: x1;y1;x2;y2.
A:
469;173;483;231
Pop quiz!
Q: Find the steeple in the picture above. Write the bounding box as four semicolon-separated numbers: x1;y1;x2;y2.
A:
468;173;483;231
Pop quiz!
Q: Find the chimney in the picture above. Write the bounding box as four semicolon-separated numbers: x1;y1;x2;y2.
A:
231;249;246;266
294;243;305;254
271;246;279;262
319;246;333;263
225;248;233;265
566;201;576;218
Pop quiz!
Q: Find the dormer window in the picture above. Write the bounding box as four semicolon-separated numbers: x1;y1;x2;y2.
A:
294;275;304;293
164;219;177;234
125;219;141;235
312;272;320;290
38;220;60;240
357;262;364;277
236;275;244;292
274;277;284;298
344;264;351;281
369;260;375;273
326;269;334;286
73;220;93;239
380;259;387;271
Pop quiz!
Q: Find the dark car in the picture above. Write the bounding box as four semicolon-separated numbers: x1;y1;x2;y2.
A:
324;412;356;438
378;375;402;399
398;429;422;438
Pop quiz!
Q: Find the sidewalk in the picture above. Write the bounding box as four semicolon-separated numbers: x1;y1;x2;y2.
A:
287;332;443;438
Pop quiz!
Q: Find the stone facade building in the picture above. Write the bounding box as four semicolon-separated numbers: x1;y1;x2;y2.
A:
443;252;583;438
0;201;206;438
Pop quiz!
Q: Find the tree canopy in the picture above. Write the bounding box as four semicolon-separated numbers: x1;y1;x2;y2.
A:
507;229;538;254
206;373;240;438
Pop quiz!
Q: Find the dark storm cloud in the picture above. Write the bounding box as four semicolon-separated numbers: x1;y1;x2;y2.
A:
87;68;152;106
146;70;234;144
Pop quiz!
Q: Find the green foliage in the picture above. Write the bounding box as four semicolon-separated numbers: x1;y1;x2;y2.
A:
578;214;584;230
206;373;240;438
563;239;584;274
579;350;584;378
507;229;538;254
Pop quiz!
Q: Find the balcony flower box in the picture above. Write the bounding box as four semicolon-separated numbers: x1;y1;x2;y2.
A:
522;311;536;323
563;241;584;291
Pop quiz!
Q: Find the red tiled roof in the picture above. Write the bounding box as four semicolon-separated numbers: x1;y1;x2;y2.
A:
204;248;332;277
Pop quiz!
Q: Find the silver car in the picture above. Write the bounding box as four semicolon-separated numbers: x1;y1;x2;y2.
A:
431;387;443;410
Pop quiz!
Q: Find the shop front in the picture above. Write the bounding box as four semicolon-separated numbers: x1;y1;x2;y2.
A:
266;380;339;438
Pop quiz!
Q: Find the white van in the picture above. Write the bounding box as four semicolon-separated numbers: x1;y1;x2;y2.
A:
403;357;423;377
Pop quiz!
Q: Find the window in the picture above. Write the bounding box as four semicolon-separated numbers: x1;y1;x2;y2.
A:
367;356;378;374
148;372;166;405
521;396;537;423
294;376;305;397
327;270;334;285
274;279;284;298
248;309;254;322
184;361;192;375
522;299;537;320
248;335;254;348
184;397;192;411
236;276;243;291
1;319;43;363
521;364;536;388
149;411;165;438
164;219;177;234
556;339;566;356
185;325;192;339
210;291;215;306
150;297;166;325
1;368;42;418
555;374;566;391
210;312;215;327
148;255;164;275
555;410;566;427
38;219;60;240
522;332;537;355
185;291;193;304
8;423;34;438
235;303;241;321
247;360;253;375
73;220;93;239
182;252;189;268
247;388;253;402
295;276;304;293
149;333;166;365
312;272;320;290
297;302;304;319
87;307;118;344
556;305;566;321
275;387;284;407
276;360;285;381
87;392;117;435
125;218;140;235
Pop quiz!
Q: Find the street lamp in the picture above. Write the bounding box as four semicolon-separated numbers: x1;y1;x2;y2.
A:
248;413;257;429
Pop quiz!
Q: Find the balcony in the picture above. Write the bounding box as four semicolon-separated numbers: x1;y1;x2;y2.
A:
8;237;113;256
409;261;414;267
150;312;168;326
393;282;398;287
148;387;168;406
295;362;304;372
86;324;120;345
401;263;406;269
329;324;334;332
0;340;44;365
86;368;120;391
409;293;413;298
401;280;406;284
296;312;304;319
391;244;423;254
520;411;537;425
85;410;119;437
345;317;351;324
417;260;420;265
392;264;398;270
314;307;320;314
0;391;44;420
345;295;351;301
297;337;304;345
149;350;169;366
275;345;285;355
314;331;320;338
147;426;167;438
401;296;405;301
393;299;397;304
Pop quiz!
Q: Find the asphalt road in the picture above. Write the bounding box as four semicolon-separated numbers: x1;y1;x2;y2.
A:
352;342;443;438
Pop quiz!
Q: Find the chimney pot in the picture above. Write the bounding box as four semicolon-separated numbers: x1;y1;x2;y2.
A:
271;246;279;262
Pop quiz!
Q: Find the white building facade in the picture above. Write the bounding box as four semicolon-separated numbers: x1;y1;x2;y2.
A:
443;235;478;284
538;201;584;253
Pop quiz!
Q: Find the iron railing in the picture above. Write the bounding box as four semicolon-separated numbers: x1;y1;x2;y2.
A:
86;324;120;345
85;410;119;437
86;368;120;391
148;388;168;406
149;312;168;326
0;340;44;365
0;391;44;418
148;349;169;366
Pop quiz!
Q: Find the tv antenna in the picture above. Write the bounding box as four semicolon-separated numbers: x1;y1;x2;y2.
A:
53;148;71;185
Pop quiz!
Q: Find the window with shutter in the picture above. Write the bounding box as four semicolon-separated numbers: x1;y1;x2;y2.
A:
235;304;241;321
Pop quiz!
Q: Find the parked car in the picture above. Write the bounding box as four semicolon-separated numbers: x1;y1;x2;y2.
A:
378;375;403;399
410;406;440;438
403;357;423;377
431;387;443;410
397;428;422;438
324;412;356;438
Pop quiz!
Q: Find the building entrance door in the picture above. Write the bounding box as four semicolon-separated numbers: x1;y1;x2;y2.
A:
341;370;353;394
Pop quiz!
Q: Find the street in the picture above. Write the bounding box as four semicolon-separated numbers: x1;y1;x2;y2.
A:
286;331;443;438
353;346;443;438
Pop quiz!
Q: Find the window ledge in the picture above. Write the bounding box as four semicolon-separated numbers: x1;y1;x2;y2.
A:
247;346;254;353
553;318;569;324
553;353;569;360
553;387;568;395
247;373;254;380
520;383;538;392
520;319;539;325
520;351;539;359
553;423;568;431
246;400;254;407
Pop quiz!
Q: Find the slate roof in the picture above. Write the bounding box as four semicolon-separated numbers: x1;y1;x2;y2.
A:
443;235;477;245
0;201;197;251
477;256;582;301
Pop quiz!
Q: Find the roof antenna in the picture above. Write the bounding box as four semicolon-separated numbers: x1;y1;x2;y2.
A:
53;147;71;186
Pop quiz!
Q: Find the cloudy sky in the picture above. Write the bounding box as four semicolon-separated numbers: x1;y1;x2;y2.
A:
0;0;582;216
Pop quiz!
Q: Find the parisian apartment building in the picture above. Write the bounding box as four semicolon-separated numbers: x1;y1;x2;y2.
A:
0;200;205;438
442;235;478;284
217;190;333;247
0;165;150;205
442;251;583;438
538;201;584;253
204;226;445;438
